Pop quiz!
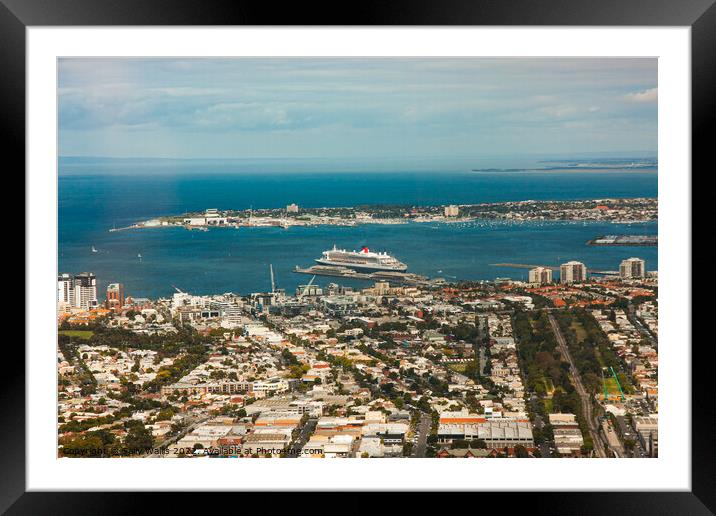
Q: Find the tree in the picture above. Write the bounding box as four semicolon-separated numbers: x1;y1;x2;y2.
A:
124;422;153;451
61;435;105;457
514;445;529;458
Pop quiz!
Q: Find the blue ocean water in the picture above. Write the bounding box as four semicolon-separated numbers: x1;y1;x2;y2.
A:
58;160;658;299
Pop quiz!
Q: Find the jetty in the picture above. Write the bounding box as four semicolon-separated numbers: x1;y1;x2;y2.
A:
293;265;443;287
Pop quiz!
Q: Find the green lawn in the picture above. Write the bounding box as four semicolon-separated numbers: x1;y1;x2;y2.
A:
543;378;555;396
58;330;94;340
603;377;625;398
569;321;588;343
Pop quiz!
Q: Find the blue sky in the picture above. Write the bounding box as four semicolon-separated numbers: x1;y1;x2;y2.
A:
58;58;657;160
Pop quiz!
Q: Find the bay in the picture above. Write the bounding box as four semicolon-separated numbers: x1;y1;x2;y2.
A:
58;162;658;298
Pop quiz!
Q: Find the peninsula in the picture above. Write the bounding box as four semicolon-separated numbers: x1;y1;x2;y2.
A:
111;197;657;232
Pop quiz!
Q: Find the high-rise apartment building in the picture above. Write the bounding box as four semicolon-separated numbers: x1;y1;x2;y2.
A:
560;261;587;284
72;272;98;310
620;257;645;279
57;273;73;304
106;283;125;310
528;266;553;285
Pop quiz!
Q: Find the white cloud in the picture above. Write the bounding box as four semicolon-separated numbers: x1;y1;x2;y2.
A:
624;87;658;103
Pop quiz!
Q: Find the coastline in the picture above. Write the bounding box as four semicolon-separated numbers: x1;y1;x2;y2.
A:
115;197;658;233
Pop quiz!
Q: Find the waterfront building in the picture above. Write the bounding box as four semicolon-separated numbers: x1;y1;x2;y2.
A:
57;273;73;304
560;261;587;284
106;283;125;310
287;203;299;213
528;267;553;285
72;272;98;309
620;257;645;279
444;205;459;217
59;272;98;309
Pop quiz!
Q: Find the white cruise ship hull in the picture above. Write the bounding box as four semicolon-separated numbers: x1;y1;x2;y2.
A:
315;258;407;272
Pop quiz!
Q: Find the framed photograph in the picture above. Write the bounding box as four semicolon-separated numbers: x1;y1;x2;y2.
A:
7;0;710;511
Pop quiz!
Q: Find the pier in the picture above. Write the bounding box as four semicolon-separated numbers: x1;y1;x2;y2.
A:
293;265;443;287
587;235;657;246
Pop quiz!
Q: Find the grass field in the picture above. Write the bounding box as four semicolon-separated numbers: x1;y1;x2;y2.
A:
603;377;623;398
543;378;555;396
58;330;94;340
569;321;588;343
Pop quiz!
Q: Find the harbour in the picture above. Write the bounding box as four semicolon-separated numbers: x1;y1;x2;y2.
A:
59;171;658;298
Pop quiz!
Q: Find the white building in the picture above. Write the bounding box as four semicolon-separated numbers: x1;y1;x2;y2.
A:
444;205;459;217
58;273;73;304
549;413;584;455
528;267;553;285
220;303;243;328
58;272;98;310
560;261;587;284
620;257;645;279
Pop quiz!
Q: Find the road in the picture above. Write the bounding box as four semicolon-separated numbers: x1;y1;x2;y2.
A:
147;413;211;457
528;393;552;458
627;306;658;348
548;314;606;458
289;417;317;458
411;412;432;458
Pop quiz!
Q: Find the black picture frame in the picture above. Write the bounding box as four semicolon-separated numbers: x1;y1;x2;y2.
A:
4;0;710;512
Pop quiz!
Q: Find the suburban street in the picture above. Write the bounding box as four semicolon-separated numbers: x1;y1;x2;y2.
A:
411;412;432;458
548;314;607;458
289;417;317;457
627;306;658;348
529;393;552;458
148;413;211;457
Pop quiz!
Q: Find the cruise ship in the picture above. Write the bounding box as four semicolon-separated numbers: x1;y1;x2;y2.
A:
315;245;407;272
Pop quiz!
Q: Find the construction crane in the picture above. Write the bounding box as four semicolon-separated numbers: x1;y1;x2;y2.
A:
297;275;316;300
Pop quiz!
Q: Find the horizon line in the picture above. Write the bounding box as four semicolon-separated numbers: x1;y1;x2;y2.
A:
59;151;658;162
